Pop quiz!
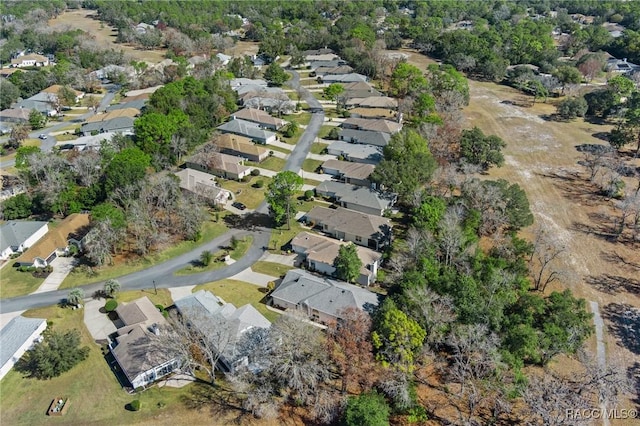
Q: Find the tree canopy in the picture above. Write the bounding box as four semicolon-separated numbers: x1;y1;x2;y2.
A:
333;243;362;283
460;126;506;170
17;329;90;380
266;170;303;228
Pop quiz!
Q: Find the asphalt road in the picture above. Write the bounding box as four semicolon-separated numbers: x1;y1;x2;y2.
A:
0;71;324;313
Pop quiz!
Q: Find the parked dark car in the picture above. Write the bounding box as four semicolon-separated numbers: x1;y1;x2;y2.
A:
232;202;247;210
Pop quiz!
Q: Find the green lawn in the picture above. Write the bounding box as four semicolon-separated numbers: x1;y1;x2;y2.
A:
302;158;323;173
60;219;229;289
247;156;286;172
0;266;45;299
317;124;336;139
219;178;270;209
55;133;78;142
281;111;312;126
175;236;252;276
251;261;294;278
303;178;322;187
194;279;279;323
116;288;173;307
266;144;292;154
0;139;41;163
279;128;302;145
268;221;304;252
0;305;197;426
310;142;329;154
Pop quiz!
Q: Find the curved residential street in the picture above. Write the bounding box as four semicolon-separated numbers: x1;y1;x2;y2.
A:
0;70;324;314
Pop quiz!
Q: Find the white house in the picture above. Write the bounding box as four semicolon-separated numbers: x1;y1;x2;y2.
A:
0;316;47;380
10;53;49;68
0;221;49;260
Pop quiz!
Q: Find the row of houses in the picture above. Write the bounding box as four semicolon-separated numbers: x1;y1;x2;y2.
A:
0;85;86;123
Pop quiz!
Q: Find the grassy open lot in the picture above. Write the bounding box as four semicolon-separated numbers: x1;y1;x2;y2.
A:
302;158;323;173
175;236;252;276
251;261;294;278
247;156;286;172
219;177;270;209
310;142;329;155
0;266;45;299
281;111;312;126
60;219;229;289
194;279;279;323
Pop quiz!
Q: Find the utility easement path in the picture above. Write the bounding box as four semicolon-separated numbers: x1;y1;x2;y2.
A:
590;301;610;426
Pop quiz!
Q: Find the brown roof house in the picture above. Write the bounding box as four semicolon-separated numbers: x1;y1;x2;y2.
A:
291;232;383;286
186;152;252;181
174;167;232;206
42;85;85;103
16;214;90;267
109;297;180;390
230;108;287;130
321;159;374;187
215;134;269;163
341;117;402;134
315;181;396;217
10;53;50;68
304;206;392;251
346;96;398;110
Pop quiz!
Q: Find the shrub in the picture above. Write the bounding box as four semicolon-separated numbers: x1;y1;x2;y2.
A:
556;96;588;120
241;175;251;182
304;190;314;201
327;127;340;140
130;400;141;411
340;110;351;118
104;299;118;312
251;168;260;176
253;180;264;188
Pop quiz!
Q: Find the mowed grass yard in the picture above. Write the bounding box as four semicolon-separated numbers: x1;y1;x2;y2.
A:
175;236;252;276
194;279;279;323
251;261;294;278
0;266;45;299
219;177;270;209
247;156;286;172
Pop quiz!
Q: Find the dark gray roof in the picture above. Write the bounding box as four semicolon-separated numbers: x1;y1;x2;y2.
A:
0;220;48;252
338;128;391;147
0;316;47;369
13;100;55;113
272;269;380;319
327;141;383;164
217;119;276;141
81;117;134;134
107;99;147;112
316;181;394;211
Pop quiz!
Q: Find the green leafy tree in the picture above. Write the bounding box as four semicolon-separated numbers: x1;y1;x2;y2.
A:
333;243;362;283
0;79;20;110
263;62;289;87
460;126;506;170
370;129;437;203
57;85;77;108
1;193;33;219
8;123;30;149
414;195;446;232
609;91;640;155
323;83;345;111
103;147;151;193
556;96;588;120
28;109;47;129
486;179;534;231
552;66;582;95
372;300;426;374
282;120;298;138
67;287;85;307
608;75;635;98
266;171;303;228
15;145;41;169
134;110;189;162
389;62;427;98
427;63;470;105
17;329;90;379
200;250;212;266
103;279;121;298
91;203;126;229
343;391;390;426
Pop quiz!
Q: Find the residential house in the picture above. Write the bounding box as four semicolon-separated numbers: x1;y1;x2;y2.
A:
327;141;383;164
606;58;640;75
338;128;391;147
318;73;368;84
81;117;135;136
0;220;49;260
85;108;140;124
110;297;180;389
89;64;131;81
42;85;85;103
304;206;392;250
346;96;398;110
174;290;271;372
13;99;57;117
217;119;277;144
106;99;147;113
230;78;268;91
341;117;402;134
215;133;269;162
305;53;340;62
315;181;396;216
302;48;335;57
341;81;382;99
0;108;30;123
291;232;382;286
270;269;381;325
243;96;296;115
15;213;90;267
174;167;232;206
10;53;49;68
186;152;252;180
0;316;47;380
348;107;397;120
134;22;154;34
216;53;232;65
321;159;374;187
54;132;128;152
308;59;348;70
236;85;285;97
124;85;163;98
230;107;287;130
310;65;354;77
0;68;21;78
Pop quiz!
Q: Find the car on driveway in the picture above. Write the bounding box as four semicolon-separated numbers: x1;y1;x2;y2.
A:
232;201;247;210
38;134;48;140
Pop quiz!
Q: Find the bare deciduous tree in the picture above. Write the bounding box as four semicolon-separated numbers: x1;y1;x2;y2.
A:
529;226;566;292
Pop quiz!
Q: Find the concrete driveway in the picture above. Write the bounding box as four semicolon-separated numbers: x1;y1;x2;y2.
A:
32;257;76;294
83;299;117;342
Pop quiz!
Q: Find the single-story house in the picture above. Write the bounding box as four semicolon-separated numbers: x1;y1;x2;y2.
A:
10;54;49;68
54;131;132;152
348;107;397;120
185;152;252;181
217;119;277;144
308;59;348;70
327;141;383;165
346;96;398;110
215;133;269;163
306;53;340;62
15;213;90;267
216;53;232;65
84;108;140;123
13;99;57;117
271;269;381;325
0;108;30;123
174;167;232;206
80;117;135;136
321;159;374;187
338;128;391;147
230;107;287;130
0;220;49;261
304;206;392;250
42;85;85;103
243;96;296;115
318;73;368;84
236;85;286;98
310;65;354;77
606;58;640;75
124;85;163;98
89;64;132;81
230;78;268;91
0;316;47;380
291;232;382;286
341;117;402;134
315;181;396;216
342;81;382;99
174;290;271;372
303;48;335;57
109;297;180;390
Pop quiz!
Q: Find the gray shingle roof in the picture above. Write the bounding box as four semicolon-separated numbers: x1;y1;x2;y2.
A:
217;119;276;142
316;181;394;211
327;141;383;164
338;128;391;147
81;117;134;134
0;316;47;370
0;221;48;252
